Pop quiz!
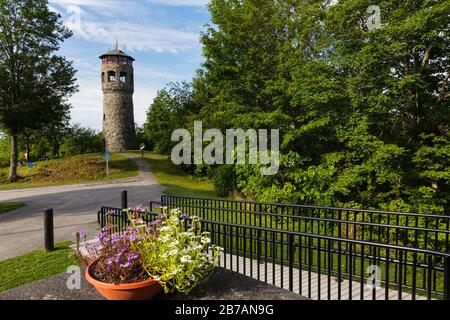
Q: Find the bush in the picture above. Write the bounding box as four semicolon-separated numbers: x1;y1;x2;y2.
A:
59;125;103;157
213;165;235;197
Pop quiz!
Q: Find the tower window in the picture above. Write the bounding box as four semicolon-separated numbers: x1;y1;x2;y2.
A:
101;72;105;83
103;114;106;121
108;71;116;82
119;72;127;83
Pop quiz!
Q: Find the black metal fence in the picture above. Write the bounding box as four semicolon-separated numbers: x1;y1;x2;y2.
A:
98;195;450;300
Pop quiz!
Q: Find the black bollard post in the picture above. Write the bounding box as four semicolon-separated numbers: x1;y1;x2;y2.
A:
121;190;128;209
44;209;54;252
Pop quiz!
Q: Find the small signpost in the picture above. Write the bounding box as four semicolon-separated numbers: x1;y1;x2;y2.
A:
105;151;110;176
28;161;33;182
139;143;145;157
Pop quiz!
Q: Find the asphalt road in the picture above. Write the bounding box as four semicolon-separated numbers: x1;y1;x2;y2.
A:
0;156;164;261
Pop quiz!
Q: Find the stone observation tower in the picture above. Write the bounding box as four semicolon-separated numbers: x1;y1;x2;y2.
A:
100;45;136;152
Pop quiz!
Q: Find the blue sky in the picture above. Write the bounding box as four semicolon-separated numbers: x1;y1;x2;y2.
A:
48;0;211;130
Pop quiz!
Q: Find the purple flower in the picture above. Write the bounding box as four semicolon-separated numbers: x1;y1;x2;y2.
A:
129;253;139;260
120;262;132;268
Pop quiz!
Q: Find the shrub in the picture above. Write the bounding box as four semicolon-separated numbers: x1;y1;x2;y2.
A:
59;125;103;157
213;165;235;197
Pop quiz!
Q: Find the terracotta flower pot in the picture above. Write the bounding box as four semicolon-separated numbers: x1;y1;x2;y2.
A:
85;261;163;300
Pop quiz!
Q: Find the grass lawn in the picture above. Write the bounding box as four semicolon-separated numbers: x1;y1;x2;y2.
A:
0;242;76;292
0;153;139;190
0;202;23;214
128;151;220;198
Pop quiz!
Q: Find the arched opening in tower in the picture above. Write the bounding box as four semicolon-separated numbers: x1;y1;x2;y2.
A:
108;71;116;82
119;72;127;83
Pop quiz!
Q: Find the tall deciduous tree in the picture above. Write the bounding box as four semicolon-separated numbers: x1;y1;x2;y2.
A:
0;0;77;181
142;0;450;213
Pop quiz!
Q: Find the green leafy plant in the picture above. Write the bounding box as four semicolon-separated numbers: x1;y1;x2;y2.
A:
213;165;235;197
129;207;222;294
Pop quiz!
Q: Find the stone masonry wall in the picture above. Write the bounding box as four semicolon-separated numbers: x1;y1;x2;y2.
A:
101;62;136;152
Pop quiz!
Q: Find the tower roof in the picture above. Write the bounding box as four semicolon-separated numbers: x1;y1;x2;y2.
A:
99;48;135;61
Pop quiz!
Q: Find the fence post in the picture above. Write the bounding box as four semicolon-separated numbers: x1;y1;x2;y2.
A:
44;209;54;252
289;233;294;292
121;190;128;209
202;199;205;219
445;256;450;300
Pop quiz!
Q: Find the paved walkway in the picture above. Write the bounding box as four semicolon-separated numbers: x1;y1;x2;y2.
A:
0;155;164;261
219;253;428;300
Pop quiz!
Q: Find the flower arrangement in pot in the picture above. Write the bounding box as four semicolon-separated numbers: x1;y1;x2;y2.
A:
73;207;222;300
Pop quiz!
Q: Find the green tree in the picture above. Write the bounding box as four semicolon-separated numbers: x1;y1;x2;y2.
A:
197;0;284;130
144;82;195;154
0;0;77;181
19;116;70;160
320;0;450;209
59;125;103;157
191;0;450;213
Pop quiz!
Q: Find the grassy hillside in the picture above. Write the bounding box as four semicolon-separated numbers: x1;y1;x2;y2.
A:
129;151;219;198
0;153;139;190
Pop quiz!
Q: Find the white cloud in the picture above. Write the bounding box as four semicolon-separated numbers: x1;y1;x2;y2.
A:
72;19;199;53
51;0;209;7
147;0;209;6
50;0;121;7
50;1;201;53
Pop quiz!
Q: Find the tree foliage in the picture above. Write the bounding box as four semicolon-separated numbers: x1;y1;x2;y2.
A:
59;124;103;157
144;0;450;213
144;82;195;154
0;0;77;180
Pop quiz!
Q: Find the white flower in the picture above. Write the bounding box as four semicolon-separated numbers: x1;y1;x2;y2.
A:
171;267;182;275
168;240;179;248
160;226;172;232
159;235;170;242
168;249;178;256
180;255;192;263
189;244;202;251
201;237;211;244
